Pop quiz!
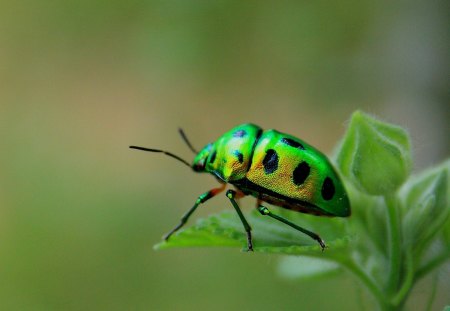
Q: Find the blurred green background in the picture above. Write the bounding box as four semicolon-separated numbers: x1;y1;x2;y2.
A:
1;1;449;310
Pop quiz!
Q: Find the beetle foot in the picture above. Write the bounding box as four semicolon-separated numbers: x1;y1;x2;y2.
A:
318;238;326;251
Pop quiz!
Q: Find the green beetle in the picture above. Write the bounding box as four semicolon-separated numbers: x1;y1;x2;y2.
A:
130;123;350;251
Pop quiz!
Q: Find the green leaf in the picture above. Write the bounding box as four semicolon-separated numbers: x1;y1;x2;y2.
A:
435;160;450;245
335;111;411;195
345;183;388;255
277;256;341;280
155;210;350;256
444;211;450;246
400;161;449;253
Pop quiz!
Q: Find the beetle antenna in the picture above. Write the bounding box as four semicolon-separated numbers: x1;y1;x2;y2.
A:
129;146;191;168
178;128;198;154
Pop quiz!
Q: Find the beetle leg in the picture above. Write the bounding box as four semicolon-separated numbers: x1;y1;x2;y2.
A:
233;187;246;199
256;198;262;208
256;204;326;251
232;187;246;205
226;190;253;252
164;183;226;241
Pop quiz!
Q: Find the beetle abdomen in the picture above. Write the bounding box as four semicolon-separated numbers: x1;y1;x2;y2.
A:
244;129;350;217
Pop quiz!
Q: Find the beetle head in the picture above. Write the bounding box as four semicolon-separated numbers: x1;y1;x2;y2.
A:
192;143;212;172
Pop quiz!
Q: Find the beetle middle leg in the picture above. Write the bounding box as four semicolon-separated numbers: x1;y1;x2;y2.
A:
226;189;253;252
256;204;326;251
233;187;246;203
164;183;226;241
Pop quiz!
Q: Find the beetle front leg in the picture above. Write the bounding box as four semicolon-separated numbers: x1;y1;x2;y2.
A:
257;204;326;251
226;190;253;252
164;183;226;241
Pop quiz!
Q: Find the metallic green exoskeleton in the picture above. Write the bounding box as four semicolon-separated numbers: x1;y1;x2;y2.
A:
130;123;351;251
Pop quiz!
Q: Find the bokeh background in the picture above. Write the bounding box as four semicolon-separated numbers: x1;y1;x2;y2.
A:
1;1;449;310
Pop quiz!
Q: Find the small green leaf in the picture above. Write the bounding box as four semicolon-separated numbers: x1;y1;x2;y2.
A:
444;212;450;246
155;210;350;256
335;111;411;195
441;160;450;245
400;161;449;253
345;183;388;256
277;256;341;280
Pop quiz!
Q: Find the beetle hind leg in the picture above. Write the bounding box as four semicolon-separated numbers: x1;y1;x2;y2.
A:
256;204;326;251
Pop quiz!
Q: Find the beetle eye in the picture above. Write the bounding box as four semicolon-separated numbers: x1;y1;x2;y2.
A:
193;159;206;171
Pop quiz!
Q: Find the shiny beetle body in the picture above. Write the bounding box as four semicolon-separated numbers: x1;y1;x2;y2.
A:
193;124;350;217
130;123;350;251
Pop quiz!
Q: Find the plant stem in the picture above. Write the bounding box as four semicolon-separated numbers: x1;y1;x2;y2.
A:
385;195;401;296
392;249;414;306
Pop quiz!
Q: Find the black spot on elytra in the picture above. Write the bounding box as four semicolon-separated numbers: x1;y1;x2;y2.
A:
233;130;247;138
262;149;278;174
293;161;310;185
209;150;217;164
322;177;335;201
281;137;305;150
233;150;244;163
